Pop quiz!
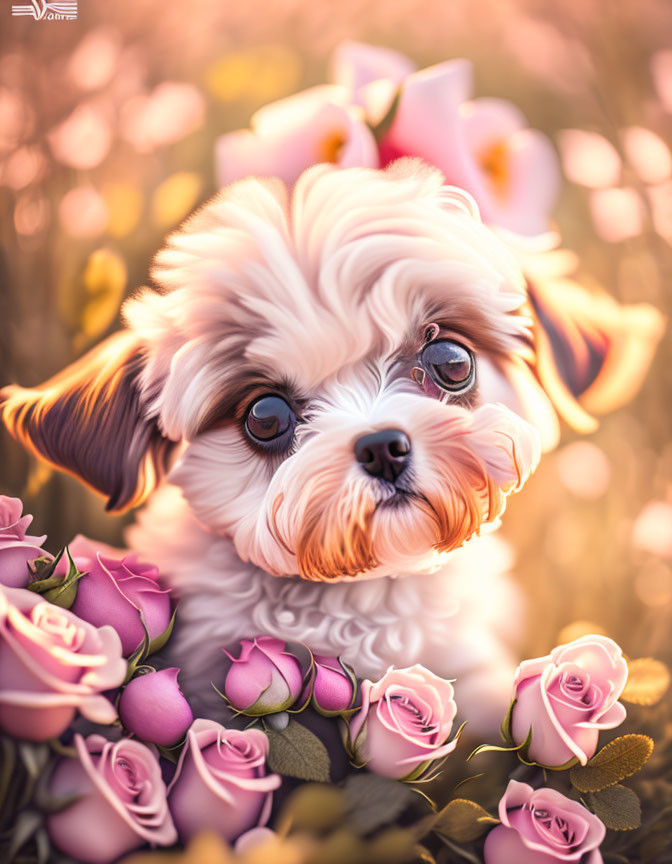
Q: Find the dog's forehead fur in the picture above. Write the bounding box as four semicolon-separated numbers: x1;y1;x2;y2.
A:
124;161;533;440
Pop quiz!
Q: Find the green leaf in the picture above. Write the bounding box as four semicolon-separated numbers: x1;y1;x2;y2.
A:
570;735;654;793
621;658;670;706
122;622;151;685
586;784;642;830
342;774;415;835
433;799;499;843
265;719;331;782
147;604;178;656
42;547;83;609
27;547;83;609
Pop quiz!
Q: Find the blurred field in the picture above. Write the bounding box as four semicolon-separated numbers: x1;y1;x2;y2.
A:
0;0;671;676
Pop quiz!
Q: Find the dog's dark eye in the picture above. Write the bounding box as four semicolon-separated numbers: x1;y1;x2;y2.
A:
420;339;475;393
245;395;296;444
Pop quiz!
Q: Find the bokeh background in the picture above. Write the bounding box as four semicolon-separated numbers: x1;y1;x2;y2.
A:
0;0;671;688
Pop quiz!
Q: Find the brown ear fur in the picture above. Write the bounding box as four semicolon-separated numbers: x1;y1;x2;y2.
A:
0;332;175;512
527;277;665;434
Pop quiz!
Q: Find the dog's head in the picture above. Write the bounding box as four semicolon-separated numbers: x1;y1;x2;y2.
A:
2;162;663;581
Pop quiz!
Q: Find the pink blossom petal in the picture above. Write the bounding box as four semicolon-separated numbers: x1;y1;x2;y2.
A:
48;103;112;170
622;126;671;183
647;181;672;243
59;186;108;238
330;40;415;98
557;129;622;189
589;187;645;243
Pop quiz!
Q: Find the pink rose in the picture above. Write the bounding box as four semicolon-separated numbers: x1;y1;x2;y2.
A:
311;655;355;715
66;535;172;656
215;85;378;187
348;664;458;780
168;718;281;843
119;667;193;746
510;635;628;767
224;636;303;715
47;733;177;864
381;59;560;235
484;780;605;864
0;585;126;741
0;495;49;588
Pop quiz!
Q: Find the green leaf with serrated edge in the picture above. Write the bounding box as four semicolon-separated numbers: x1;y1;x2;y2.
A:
586;784;642;830
570;734;654;793
500;698;516;745
342;774;414;834
432;799;499;844
265;719;331;782
146;604;178;656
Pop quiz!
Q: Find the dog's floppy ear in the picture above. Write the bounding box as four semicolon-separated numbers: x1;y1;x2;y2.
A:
527;277;664;434
0;332;175;512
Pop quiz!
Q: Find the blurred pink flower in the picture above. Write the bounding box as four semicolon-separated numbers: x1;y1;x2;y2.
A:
216;85;378;187
68;28;121;92
622;126;671;184
1;146;46;191
48;102;112;170
121;82;205;153
589;187;645;243
555;441;611;500
647;181;672;244
382;60;560;235
59;186;108;238
557;129;622;189
0;87;34;154
651;50;672;114
632;500;672;559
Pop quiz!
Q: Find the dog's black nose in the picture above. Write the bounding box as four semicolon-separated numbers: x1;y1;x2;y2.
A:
354;429;411;483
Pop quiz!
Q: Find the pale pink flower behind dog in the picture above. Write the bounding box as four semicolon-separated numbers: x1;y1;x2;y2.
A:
119;667;193;746
484;780;605;864
510;635;628;767
66;534;172;656
0;495;49;588
348;664;458;780
215;85;379;187
168;718;281;844
382;59;560;236
0;585;125;741
47;733;177;864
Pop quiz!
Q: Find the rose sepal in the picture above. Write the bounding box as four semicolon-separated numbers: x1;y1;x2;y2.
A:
27;547;82;610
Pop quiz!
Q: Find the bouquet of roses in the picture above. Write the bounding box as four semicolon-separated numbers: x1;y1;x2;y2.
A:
1;493;670;864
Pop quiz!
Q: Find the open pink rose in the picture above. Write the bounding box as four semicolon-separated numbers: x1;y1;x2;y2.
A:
0;585;125;741
510;635;628;767
484;780;605;864
348;664;458;780
215;85;378;187
224;636;303;715
168;718;281;843
65;535;171;656
0;495;49;588
382;59;560;235
47;733;177;864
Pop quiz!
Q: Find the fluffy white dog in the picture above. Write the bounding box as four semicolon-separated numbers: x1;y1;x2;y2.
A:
1;161;662;731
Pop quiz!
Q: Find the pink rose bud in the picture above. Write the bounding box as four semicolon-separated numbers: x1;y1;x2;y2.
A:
120;668;193;746
312;655;355;715
0;585;126;741
67;535;171;656
0;496;49;588
224;636;303;715
484;780;605;864
348;664;459;781
47;734;177;864
510;635;628;767
168;718;281;844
